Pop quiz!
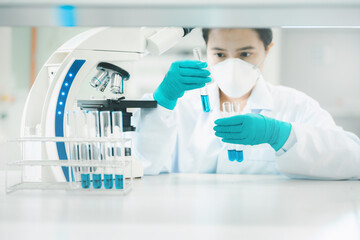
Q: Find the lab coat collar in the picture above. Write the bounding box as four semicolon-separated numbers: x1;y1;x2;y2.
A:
246;75;274;111
209;75;274;112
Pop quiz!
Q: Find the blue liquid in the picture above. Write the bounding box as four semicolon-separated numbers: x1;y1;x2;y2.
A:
201;95;210;112
92;174;102;189
115;174;124;189
227;150;237;161
70;167;75;182
81;174;90;189
104;174;113;189
236;150;244;162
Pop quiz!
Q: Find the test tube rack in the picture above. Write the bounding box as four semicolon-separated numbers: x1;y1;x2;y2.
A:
5;136;133;194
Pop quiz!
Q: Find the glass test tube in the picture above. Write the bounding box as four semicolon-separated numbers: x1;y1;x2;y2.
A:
232;102;244;163
112;111;124;189
193;47;211;112
65;110;80;188
100;111;113;189
86;110;102;189
222;102;237;162
78;111;91;189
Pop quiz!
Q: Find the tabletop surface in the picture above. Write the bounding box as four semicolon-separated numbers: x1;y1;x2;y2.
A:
1;173;360;240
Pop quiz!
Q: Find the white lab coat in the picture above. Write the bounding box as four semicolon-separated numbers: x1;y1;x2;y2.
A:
133;76;360;179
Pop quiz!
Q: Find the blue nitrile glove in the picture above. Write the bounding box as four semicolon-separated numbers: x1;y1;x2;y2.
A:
213;113;292;151
153;60;211;110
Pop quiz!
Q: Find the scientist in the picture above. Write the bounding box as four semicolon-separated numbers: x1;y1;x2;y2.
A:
134;28;360;179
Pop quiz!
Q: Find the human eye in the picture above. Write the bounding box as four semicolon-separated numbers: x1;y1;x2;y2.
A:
215;52;226;58
239;52;251;58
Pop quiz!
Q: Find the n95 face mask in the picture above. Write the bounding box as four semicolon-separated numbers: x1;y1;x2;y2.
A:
211;58;262;98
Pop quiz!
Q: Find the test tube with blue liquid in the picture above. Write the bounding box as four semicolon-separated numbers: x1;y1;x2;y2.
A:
79;146;90;189
222;102;237;161
65;110;80;188
86;110;102;189
100;111;113;189
112;111;124;190
193;47;211;112
78;111;91;189
232;102;244;162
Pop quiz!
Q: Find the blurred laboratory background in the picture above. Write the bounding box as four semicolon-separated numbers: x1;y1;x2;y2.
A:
0;27;359;170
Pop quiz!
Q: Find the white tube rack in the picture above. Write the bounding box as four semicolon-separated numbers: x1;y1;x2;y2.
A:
5;137;133;194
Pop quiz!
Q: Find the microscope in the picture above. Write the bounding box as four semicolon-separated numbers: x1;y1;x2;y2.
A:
21;27;193;182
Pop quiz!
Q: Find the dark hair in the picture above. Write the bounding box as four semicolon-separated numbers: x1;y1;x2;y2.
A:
202;28;273;50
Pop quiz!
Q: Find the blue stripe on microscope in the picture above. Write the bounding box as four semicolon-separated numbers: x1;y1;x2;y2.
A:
55;59;86;182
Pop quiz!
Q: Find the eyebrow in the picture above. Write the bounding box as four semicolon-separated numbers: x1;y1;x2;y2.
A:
211;46;255;51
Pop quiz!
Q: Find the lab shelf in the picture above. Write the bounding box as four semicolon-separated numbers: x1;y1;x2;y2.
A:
0;1;359;27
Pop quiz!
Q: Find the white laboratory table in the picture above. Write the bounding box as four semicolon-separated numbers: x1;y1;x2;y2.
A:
0;172;360;240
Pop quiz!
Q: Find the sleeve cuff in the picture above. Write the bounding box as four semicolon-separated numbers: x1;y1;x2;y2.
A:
140;93;175;118
276;127;297;156
153;88;177;110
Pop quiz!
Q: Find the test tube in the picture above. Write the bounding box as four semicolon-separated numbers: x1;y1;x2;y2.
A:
115;171;124;189
112;111;124;189
86;110;102;189
100;111;113;189
193;47;211;112
65;110;80;188
222;102;237;161
112;111;123;138
78;111;91;189
80;145;90;189
114;147;131;190
232;102;244;163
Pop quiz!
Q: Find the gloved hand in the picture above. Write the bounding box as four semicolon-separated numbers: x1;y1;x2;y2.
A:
213;113;292;151
153;60;211;110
